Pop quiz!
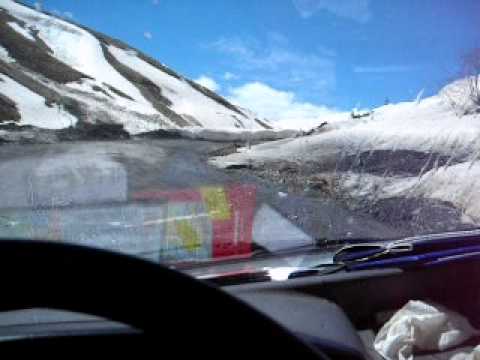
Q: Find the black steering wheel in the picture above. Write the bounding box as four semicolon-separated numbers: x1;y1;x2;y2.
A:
0;240;326;358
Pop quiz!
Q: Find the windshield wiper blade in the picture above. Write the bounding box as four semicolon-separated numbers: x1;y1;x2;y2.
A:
347;245;480;271
334;229;480;270
333;241;413;263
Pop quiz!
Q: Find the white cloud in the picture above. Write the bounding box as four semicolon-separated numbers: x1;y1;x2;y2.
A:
210;38;252;58
223;72;239;81
143;31;153;40
353;65;420;73
194;75;221;92
208;36;336;96
227;82;339;129
51;9;74;19
33;2;42;11
292;0;371;23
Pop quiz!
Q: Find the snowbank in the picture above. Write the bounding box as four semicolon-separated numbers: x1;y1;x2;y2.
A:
212;90;480;167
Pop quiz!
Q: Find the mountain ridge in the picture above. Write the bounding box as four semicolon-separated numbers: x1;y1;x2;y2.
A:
0;0;271;133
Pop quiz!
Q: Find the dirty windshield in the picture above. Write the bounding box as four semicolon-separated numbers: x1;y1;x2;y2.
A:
0;0;479;272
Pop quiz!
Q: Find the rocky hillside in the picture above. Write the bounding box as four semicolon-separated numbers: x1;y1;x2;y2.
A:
0;0;270;133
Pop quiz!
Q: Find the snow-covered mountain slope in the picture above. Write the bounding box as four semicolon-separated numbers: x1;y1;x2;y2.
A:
211;81;480;230
0;0;271;133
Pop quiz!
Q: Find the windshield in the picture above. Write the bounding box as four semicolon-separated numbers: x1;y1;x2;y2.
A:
0;0;479;277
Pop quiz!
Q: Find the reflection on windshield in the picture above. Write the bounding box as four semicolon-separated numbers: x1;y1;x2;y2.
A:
0;144;316;265
0;153;128;208
0;183;314;264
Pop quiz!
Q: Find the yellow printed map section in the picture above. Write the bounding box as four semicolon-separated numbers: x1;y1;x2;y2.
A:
200;187;231;221
174;220;201;251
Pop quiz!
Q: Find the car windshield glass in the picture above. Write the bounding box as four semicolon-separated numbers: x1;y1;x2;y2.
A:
0;0;479;276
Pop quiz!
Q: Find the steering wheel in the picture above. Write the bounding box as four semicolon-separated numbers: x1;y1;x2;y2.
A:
0;240;326;358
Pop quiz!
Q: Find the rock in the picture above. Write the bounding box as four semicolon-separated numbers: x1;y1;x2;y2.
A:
57;122;130;141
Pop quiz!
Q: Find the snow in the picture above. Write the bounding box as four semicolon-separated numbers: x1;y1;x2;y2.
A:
0;0;275;131
113;112;168;134
0;45;14;63
211;80;480;222
275;111;349;131
57;85;173;134
36;72;177;134
66;79;110;99
212;91;480;167
1;0;157;115
440;76;480;115
107;45;263;129
0;73;77;129
7;21;35;41
343;162;480;223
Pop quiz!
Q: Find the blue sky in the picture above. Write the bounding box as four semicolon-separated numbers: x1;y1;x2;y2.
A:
25;0;480;122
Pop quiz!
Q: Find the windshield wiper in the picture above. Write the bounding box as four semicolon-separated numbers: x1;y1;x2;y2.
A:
333;229;480;271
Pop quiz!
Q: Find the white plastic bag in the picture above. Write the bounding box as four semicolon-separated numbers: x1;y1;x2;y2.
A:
449;346;480;360
374;300;479;360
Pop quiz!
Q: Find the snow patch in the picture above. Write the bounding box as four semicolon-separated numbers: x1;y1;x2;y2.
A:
0;45;14;63
0;73;77;129
7;21;35;41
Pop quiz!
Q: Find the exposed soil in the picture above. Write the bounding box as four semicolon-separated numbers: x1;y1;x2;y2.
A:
0;92;20;122
335;149;464;177
225;149;474;236
0;122;131;144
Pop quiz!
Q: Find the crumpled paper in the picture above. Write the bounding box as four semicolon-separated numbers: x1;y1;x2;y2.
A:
374;300;479;360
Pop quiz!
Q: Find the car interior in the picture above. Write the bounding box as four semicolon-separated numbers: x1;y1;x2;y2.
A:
0;239;477;359
0;1;478;359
